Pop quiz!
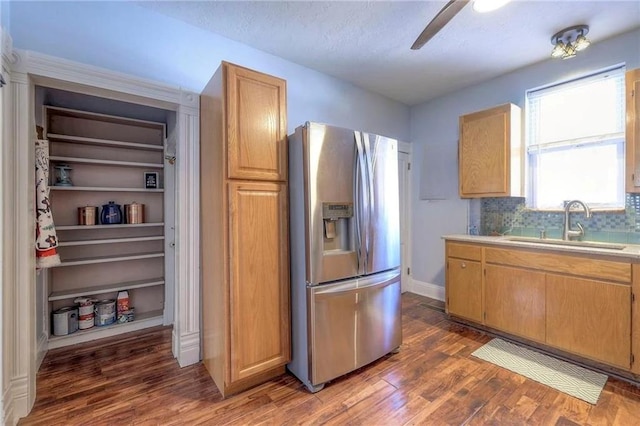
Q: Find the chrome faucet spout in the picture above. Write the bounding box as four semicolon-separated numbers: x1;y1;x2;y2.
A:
563;200;591;241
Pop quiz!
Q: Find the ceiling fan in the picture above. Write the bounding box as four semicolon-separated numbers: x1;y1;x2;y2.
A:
411;0;511;50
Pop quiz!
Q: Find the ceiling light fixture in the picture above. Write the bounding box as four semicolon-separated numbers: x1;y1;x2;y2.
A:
472;0;511;13
551;25;591;60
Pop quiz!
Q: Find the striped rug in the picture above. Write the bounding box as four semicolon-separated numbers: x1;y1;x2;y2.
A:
471;338;607;404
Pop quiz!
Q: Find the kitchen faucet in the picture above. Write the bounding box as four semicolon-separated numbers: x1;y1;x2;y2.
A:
563;200;592;241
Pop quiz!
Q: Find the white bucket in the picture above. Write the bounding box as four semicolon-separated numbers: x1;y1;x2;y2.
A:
52;307;78;336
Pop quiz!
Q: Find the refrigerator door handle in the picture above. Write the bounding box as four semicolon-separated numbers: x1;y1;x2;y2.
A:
311;269;401;296
362;133;376;270
354;131;369;274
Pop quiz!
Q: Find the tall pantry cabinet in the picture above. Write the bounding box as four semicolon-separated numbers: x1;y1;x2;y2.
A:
200;62;290;397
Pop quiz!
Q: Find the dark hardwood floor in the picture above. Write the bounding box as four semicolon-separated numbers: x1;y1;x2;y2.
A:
20;293;640;425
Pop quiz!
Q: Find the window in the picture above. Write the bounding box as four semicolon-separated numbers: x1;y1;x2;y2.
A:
526;66;625;209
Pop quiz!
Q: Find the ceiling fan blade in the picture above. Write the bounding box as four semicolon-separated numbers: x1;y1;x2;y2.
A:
411;0;470;50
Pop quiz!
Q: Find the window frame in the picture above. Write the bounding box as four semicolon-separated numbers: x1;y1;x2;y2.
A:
525;65;626;211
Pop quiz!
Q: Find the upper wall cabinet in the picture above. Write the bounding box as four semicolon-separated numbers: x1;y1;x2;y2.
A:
626;68;640;193
225;64;287;182
458;103;523;198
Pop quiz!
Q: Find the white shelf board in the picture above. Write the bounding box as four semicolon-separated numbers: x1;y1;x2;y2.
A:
46;105;166;129
48;133;164;151
50;156;164;169
59;236;165;247
48;278;165;301
47;310;164;349
55;252;164;267
50;186;164;193
57;222;164;231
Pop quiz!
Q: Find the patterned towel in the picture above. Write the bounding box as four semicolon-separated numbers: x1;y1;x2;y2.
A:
35;139;61;268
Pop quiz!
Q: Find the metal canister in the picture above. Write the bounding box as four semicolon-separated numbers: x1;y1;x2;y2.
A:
78;206;98;225
124;202;145;224
94;299;116;326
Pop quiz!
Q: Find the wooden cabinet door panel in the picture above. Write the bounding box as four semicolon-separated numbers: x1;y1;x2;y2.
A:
626;68;640;192
485;265;545;342
460;114;508;194
228;181;290;382
447;258;482;322
546;274;631;369
226;64;287;182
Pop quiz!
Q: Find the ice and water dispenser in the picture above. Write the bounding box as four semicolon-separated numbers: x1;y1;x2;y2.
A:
322;202;353;250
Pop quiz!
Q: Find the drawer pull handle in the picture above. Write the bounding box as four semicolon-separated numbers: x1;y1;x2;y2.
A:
461;262;466;269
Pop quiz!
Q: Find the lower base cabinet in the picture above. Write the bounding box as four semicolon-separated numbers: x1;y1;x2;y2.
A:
447;257;483;322
485;265;546;343
444;240;635;373
546;274;631;369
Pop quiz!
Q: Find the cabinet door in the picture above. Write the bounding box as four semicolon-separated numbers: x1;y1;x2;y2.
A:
546;274;631;369
225;63;287;182
459;104;517;198
446;257;483;322
626;68;640;192
485;264;545;342
228;181;290;382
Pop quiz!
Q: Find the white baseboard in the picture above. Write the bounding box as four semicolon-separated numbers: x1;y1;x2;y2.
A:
2;382;15;426
10;376;29;423
409;279;445;301
176;330;201;367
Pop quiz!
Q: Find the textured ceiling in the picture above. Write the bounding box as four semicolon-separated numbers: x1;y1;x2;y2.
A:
142;1;640;106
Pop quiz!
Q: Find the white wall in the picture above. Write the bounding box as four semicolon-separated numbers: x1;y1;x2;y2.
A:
8;1;410;141
409;29;640;290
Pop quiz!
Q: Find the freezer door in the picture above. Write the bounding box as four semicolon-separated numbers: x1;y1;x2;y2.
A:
361;133;401;275
308;269;402;386
305;123;364;284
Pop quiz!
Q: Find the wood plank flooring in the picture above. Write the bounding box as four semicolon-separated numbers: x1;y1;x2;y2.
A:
19;293;640;425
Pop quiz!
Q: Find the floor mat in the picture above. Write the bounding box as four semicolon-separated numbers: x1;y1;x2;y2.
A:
471;338;607;404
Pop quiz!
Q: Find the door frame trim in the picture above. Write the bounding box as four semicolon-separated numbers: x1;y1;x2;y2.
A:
4;48;200;421
399;141;413;293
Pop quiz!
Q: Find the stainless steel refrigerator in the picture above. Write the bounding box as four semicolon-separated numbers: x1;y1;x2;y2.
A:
288;122;402;392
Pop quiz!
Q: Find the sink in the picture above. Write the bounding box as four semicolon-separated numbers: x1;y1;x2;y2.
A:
506;237;626;251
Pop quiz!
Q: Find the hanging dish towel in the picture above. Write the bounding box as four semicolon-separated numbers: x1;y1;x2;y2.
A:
35;139;61;268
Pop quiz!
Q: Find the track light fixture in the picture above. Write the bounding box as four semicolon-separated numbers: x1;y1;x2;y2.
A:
551;25;591;60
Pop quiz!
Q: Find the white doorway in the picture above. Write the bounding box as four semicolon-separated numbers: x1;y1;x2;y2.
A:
398;146;411;293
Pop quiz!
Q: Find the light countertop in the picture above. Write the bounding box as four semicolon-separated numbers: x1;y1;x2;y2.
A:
442;234;640;261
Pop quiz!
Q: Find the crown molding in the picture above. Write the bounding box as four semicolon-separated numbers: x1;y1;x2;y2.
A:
14;49;199;110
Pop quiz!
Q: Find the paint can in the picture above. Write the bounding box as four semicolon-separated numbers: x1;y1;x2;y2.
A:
74;297;95;330
52;307;78;336
94;299;116;326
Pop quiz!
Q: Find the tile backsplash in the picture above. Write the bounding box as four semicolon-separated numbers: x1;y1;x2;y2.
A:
475;194;640;244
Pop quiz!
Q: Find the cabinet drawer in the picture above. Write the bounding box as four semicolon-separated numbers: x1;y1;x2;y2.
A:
446;242;482;261
485;247;631;283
